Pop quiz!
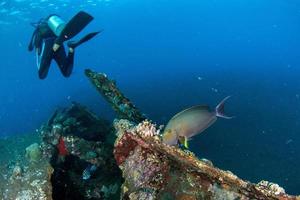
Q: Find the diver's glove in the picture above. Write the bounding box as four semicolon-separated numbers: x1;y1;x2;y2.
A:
52;43;60;52
53;35;65;51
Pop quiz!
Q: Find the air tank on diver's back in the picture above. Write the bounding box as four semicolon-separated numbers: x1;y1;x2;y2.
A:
47;15;66;36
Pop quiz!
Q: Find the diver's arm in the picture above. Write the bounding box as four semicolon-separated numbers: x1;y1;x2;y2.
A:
53;35;65;51
28;29;37;51
53;35;66;51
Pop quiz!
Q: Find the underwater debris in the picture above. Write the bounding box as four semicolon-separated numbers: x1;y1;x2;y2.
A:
85;69;146;123
114;120;299;200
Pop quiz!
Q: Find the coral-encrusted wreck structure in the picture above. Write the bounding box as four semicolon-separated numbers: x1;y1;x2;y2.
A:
1;69;299;200
39;103;122;199
86;69;299;200
114;119;298;200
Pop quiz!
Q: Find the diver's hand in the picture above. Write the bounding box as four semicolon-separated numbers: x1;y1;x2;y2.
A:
69;48;74;53
53;43;60;52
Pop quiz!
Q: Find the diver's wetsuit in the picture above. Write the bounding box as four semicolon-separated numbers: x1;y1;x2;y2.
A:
28;17;74;79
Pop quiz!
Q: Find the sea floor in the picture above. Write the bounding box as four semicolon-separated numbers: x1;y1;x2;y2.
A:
0;133;40;167
0;133;54;200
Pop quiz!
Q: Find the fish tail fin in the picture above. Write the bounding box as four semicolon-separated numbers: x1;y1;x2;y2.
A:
215;96;233;119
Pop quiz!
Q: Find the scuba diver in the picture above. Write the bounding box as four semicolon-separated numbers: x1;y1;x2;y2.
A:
28;11;100;79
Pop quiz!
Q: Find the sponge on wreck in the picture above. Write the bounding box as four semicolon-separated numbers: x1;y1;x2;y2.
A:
25;143;42;163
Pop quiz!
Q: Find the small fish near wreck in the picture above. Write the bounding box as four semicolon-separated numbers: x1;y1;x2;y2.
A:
162;96;233;148
82;164;98;180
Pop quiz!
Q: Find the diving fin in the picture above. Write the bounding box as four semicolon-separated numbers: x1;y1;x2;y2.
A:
67;31;102;49
56;11;94;45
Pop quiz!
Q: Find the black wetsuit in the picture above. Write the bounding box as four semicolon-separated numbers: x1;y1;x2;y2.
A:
28;18;74;79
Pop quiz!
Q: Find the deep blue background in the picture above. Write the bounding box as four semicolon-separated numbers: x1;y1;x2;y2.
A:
0;0;299;194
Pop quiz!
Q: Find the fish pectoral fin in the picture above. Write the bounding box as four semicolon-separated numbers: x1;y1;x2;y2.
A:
184;137;189;149
178;136;189;149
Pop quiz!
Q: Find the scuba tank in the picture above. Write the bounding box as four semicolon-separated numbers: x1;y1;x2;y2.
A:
47;15;66;36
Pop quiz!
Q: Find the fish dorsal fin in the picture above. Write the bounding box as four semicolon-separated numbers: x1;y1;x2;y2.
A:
171;105;210;120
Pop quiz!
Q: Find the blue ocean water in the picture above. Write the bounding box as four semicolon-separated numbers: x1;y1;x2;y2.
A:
0;0;300;194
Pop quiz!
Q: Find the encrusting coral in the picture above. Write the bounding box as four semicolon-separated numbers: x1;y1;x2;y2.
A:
113;119;299;200
85;69;146;123
85;69;299;200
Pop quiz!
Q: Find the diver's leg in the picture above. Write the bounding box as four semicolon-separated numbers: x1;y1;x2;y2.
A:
67;31;101;49
37;38;55;79
63;50;75;77
53;46;74;78
55;11;94;45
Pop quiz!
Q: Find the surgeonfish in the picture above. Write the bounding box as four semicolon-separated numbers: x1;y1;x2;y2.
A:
82;164;97;180
162;96;233;148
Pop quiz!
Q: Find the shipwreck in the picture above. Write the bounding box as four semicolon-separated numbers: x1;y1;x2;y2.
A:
0;69;299;200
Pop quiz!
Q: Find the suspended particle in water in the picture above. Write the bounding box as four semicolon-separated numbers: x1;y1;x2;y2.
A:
285;139;293;145
211;88;218;93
